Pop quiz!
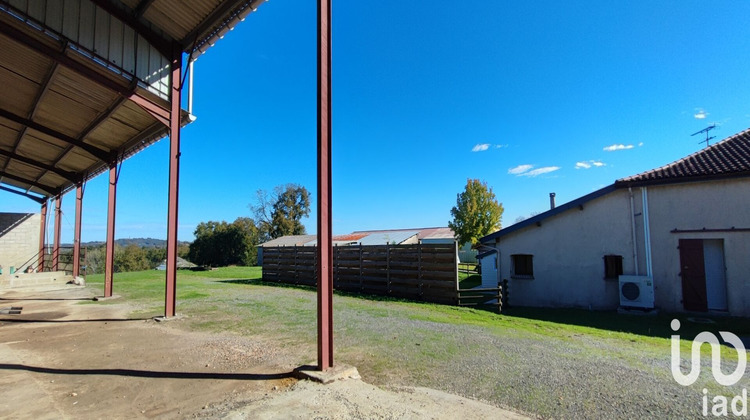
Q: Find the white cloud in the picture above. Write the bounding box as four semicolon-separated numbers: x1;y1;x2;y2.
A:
508;164;533;175
603;144;634;152
519;166;560;177
694;109;708;119
473;143;507;152
576;160;606;170
638;142;644;147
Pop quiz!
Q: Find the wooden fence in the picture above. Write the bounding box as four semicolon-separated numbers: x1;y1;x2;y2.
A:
262;243;459;304
262;243;507;311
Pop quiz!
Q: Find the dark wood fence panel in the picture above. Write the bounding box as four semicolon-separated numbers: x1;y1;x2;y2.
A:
262;243;459;304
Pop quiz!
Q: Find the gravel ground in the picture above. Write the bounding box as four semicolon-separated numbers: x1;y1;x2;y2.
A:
332;308;749;420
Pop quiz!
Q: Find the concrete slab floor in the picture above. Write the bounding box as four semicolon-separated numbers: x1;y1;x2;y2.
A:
294;364;361;384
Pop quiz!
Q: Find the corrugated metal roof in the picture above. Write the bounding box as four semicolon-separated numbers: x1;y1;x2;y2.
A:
418;227;455;240
0;0;265;199
333;233;369;242
358;231;420;246
259;235;317;247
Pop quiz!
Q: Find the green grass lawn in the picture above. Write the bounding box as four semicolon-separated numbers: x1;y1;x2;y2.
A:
83;267;749;418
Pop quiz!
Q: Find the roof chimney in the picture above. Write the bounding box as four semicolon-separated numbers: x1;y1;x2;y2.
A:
549;192;556;210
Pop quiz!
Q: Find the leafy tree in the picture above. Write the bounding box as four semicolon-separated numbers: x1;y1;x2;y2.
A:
188;217;260;267
448;179;504;245
251;184;311;241
114;244;150;272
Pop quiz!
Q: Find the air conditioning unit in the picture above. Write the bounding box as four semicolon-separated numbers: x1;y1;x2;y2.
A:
618;276;654;309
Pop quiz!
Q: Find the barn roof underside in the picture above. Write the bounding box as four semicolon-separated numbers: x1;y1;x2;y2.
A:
0;0;265;201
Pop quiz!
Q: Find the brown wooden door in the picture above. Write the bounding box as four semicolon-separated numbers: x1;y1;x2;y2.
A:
679;239;707;312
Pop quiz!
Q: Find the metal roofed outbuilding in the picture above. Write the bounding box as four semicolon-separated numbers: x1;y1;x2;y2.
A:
0;0;339;372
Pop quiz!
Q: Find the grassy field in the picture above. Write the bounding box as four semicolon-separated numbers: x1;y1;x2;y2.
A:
84;267;749;419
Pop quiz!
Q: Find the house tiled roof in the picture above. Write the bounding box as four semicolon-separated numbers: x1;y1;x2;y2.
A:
616;128;750;186
481;127;750;244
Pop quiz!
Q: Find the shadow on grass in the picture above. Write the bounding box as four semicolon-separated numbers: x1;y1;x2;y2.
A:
504;306;750;340
220;278;429;304
217;279;504;313
0;363;294;381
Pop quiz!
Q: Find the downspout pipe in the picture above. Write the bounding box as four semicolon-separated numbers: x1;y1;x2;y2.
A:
628;187;639;276
187;59;194;115
641;187;653;278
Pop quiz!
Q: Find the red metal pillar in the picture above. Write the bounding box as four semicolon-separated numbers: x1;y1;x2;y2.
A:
104;163;117;297
164;46;182;318
316;0;334;371
52;195;62;271
72;183;83;277
38;200;47;271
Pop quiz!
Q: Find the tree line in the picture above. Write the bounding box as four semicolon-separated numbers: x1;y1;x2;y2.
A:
82;243;189;274
187;184;311;267
78;180;502;273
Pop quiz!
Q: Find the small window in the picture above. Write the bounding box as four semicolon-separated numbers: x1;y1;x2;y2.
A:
512;254;534;278
603;255;623;279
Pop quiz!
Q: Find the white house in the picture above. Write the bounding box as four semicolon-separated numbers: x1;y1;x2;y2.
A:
479;129;750;317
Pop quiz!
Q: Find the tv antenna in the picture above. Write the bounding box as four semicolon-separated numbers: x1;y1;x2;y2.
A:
691;124;716;148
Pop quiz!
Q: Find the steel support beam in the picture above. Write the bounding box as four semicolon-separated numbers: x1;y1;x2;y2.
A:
38;200;47;271
0;108;112;162
0;170;59;196
164;48;182;318
104;164;117;297
52;195;62;271
316;0;334;372
0;149;79;182
2;63;58;174
0;23;170;130
128;93;170;127
0;184;46;204
133;0;157;19
72;183;83;277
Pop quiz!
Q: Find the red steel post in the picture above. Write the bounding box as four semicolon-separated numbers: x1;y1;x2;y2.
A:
317;0;334;371
72;183;83;277
52;195;62;271
104;163;117;297
164;46;182;318
38;200;47;271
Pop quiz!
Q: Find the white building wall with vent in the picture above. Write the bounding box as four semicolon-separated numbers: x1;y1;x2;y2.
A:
485;177;750;316
488;189;635;310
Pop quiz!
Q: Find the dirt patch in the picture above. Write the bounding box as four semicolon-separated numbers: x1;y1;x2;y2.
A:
0;286;526;419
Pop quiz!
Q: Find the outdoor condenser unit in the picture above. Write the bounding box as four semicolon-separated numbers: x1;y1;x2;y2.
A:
618;275;655;309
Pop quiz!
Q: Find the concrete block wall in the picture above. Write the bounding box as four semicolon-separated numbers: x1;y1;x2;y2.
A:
0;213;41;275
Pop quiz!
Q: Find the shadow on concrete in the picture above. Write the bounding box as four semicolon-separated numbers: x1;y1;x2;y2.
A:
0;317;151;324
0;297;95;302
0;363;295;381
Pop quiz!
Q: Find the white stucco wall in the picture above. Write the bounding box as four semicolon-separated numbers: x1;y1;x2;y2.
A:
489;177;750;316
493;189;635;310
646;178;750;317
0;213;40;275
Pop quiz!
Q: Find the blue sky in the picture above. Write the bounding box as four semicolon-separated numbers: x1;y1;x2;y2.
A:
5;1;750;243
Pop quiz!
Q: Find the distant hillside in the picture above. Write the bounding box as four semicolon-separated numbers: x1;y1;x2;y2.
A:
62;238;191;248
